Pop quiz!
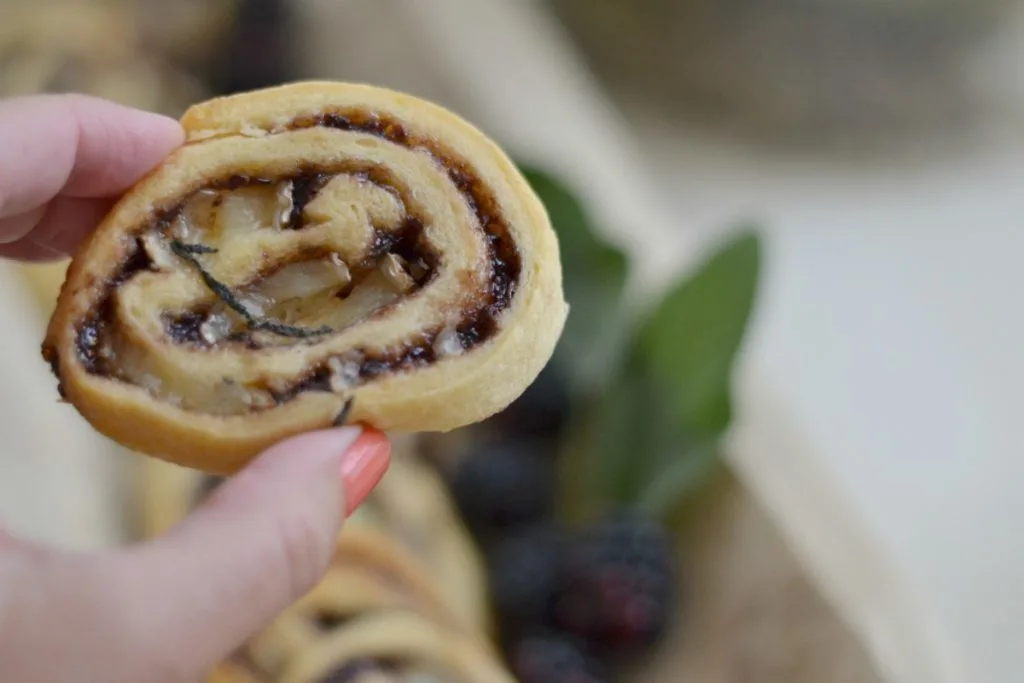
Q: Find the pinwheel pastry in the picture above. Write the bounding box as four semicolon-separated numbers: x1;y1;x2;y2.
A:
369;439;489;633
132;440;490;631
42;81;568;474
0;1;207;115
132;0;238;71
247;521;472;676
131;438;491;634
277;611;516;683
134;457;220;538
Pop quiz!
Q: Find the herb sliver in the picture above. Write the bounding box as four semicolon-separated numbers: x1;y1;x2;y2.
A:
333;397;355;426
169;239;335;339
173;242;220;255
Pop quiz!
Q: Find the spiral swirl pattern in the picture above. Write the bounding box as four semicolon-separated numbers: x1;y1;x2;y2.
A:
43;82;566;472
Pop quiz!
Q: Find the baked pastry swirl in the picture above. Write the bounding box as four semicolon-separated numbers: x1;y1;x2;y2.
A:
132;445;490;635
278;611;516;683
42;82;567;473
133;446;493;669
368;441;489;633
247;524;468;676
211;612;515;683
134;458;211;539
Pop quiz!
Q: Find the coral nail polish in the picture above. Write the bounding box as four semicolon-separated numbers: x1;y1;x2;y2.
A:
339;429;391;516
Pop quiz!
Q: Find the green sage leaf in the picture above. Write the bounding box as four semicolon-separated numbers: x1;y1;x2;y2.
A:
572;228;762;520
636;229;762;437
518;165;630;393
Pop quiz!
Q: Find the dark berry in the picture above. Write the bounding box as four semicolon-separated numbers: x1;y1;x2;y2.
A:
490;362;571;441
554;510;676;655
450;441;555;539
488;525;565;638
508;633;608;683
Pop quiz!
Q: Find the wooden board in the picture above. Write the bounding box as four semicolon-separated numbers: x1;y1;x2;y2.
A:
637;475;884;683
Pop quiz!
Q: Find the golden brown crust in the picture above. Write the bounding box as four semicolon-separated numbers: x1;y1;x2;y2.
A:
43;81;567;473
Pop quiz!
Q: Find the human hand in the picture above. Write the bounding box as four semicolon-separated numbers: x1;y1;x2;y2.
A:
0;94;393;682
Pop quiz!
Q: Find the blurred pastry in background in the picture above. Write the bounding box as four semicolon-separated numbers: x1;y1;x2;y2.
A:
133;458;210;539
277;611;516;683
216;611;519;683
132;0;238;73
133;439;498;682
134;445;491;630
367;438;491;634
246;525;479;675
0;0;210;116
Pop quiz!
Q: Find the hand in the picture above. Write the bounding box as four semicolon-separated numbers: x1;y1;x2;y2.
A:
0;94;393;682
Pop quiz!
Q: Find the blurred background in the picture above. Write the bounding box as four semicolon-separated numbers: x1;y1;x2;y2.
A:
0;1;1021;683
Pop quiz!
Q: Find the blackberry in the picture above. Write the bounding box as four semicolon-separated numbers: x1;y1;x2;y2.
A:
450;441;555;540
488;525;565;639
554;510;676;655
508;633;608;683
489;362;571;441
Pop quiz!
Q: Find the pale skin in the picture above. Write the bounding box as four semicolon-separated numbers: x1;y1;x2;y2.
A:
0;94;393;682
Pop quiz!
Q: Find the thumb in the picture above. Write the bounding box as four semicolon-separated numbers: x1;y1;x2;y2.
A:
115;426;390;679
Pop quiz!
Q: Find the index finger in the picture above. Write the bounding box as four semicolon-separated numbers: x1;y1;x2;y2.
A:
0;94;185;220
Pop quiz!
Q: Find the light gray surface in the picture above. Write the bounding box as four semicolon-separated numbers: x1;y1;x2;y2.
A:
0;260;123;549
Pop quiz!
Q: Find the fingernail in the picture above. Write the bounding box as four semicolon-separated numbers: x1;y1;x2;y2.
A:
340;429;391;515
253;427;363;476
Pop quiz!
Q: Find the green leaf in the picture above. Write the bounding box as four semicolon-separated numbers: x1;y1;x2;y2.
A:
587;367;684;509
567;364;725;521
637;229;762;437
566;228;762;522
637;440;722;520
517;165;631;393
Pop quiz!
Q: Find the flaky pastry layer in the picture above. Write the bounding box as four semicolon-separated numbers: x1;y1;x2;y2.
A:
43;81;567;472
